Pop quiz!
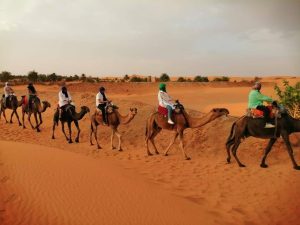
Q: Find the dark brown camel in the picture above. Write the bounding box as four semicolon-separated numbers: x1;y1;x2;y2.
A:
52;104;90;143
145;101;229;160
226;112;300;170
90;104;137;151
0;95;22;126
21;96;51;132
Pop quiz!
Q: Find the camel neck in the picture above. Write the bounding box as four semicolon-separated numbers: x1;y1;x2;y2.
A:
115;110;134;124
183;111;214;128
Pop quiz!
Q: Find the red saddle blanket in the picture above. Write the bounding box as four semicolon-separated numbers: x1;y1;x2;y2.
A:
248;106;274;118
158;105;168;116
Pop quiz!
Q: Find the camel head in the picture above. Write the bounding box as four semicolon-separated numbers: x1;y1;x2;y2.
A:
81;106;90;114
42;101;51;108
129;107;138;117
209;108;229;120
174;100;185;114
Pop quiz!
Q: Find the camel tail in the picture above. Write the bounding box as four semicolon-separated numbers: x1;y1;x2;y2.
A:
226;122;236;145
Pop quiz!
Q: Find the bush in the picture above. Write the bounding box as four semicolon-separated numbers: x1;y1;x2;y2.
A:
28;70;38;82
130;76;147;82
48;73;58;82
159;73;170;82
177;77;186;82
193;76;209;82
213;76;229;82
124;74;130;81
274;80;300;119
0;71;12;82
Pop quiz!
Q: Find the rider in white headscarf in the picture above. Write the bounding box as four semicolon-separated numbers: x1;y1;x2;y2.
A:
3;82;14;107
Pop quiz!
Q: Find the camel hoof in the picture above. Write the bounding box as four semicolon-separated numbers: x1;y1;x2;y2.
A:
164;153;168;156
118;148;123;152
52;136;55;139
19;123;22;126
69;140;73;144
9;121;12;124
260;164;268;168
185;157;191;160
90;143;94;146
37;129;41;133
294;166;300;170
111;147;116;150
147;152;153;156
239;164;246;167
155;151;159;155
75;139;79;143
226;158;231;163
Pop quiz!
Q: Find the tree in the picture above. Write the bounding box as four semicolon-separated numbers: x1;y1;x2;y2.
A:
194;76;209;82
124;74;130;81
81;73;86;81
159;73;170;82
130;76;147;82
275;80;300;119
213;76;229;82
28;70;38;83
48;73;58;82
0;71;12;82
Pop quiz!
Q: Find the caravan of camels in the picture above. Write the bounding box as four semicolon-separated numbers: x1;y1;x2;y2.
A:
1;81;300;170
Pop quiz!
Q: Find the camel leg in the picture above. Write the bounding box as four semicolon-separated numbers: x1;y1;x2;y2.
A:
226;139;235;163
260;138;277;168
52;122;56;139
90;122;95;145
22;111;26;128
28;113;35;129
61;122;69;141
36;112;42;129
164;132;178;156
115;129;123;151
33;113;40;132
178;132;190;160
9;110;15;123
149;128;161;155
67;121;73;143
2;109;8;123
111;129;116;150
282;134;300;170
94;125;102;150
231;140;245;167
14;110;22;126
74;120;80;143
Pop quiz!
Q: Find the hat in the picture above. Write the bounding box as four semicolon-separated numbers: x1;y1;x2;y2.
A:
159;83;166;91
99;86;105;92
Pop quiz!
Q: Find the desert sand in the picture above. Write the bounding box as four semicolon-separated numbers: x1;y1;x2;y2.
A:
1;77;300;225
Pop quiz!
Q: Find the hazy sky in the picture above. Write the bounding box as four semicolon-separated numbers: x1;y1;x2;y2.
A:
1;0;300;76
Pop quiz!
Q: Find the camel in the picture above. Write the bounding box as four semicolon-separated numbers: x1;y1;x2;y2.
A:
52;104;90;143
145;101;229;160
89;104;138;151
226;111;300;170
0;95;22;126
21;96;51;132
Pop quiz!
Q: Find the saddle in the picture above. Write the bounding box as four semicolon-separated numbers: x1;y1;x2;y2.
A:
95;103;119;115
246;106;280;119
157;100;184;117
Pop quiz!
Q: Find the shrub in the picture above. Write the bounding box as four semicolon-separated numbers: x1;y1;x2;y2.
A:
193;75;209;82
177;77;186;82
213;76;229;82
124;74;130;81
159;73;170;82
274;80;300;119
130;76;147;82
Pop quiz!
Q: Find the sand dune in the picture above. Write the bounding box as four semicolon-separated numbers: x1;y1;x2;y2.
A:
1;80;300;225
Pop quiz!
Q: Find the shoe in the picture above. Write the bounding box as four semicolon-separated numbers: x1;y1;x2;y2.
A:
265;123;275;128
168;119;174;125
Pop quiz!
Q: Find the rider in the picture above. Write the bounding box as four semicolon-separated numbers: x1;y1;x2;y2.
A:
27;83;37;110
158;83;175;124
3;82;14;108
58;86;72;118
248;82;275;128
96;86;109;125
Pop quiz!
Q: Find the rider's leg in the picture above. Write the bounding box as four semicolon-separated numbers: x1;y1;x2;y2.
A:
166;105;174;124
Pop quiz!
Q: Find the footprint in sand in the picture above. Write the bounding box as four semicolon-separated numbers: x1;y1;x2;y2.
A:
0;176;9;183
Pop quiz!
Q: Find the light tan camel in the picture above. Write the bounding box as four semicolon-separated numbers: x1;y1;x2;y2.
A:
90;104;138;151
145;101;229;160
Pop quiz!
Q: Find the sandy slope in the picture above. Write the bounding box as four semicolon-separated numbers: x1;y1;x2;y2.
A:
1;80;300;225
0;141;216;225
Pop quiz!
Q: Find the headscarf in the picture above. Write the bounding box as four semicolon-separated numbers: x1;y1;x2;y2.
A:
252;82;261;91
99;87;107;101
61;86;69;98
159;83;166;92
27;83;37;94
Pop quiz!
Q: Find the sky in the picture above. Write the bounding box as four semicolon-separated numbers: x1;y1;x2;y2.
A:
0;0;300;76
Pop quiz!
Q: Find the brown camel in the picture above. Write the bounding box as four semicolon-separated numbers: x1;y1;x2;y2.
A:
0;95;22;126
21;96;51;132
226;111;300;170
90;104;138;151
52;104;90;143
145;101;229;160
